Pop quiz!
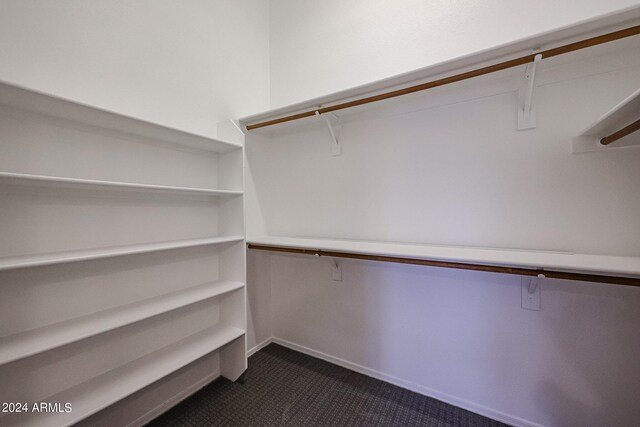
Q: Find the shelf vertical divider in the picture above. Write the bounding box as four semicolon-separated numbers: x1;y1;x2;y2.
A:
217;119;248;381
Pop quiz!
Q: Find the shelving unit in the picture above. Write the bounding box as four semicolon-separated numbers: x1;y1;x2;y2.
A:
1;324;245;427
572;87;640;153
0;172;243;197
248;236;640;286
0;80;247;425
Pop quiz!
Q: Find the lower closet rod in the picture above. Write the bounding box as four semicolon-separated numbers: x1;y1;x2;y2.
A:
247;244;640;288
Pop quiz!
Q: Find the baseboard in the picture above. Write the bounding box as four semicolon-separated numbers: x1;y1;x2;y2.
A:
271;337;544;427
248;337;273;357
126;338;274;426
127;370;220;427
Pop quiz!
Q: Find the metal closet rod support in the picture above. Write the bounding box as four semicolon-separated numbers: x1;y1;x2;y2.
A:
246;24;640;131
247;244;640;288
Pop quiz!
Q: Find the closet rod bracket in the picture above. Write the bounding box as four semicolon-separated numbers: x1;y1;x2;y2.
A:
528;273;545;294
328;256;343;281
518;53;542;130
522;273;544;311
316;252;343;281
315;110;342;156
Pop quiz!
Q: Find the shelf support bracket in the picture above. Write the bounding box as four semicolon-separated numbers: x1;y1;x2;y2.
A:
518;53;542;130
328;256;342;281
316;252;342;281
528;273;545;294
522;273;544;311
315;111;342;156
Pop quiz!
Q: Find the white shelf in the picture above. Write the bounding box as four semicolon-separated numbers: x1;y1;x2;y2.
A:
2;324;244;427
0;280;244;366
248;236;640;278
573;87;640;152
0;80;242;153
0;236;244;271
0;172;243;197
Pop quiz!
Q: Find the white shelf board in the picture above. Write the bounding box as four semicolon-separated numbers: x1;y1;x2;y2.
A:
0;280;244;366
0;236;244;271
0;172;243;197
248;236;640;278
2;324;244;427
0;80;242;153
573;87;640;152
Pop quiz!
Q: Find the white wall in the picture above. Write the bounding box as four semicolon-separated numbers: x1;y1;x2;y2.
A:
0;0;270;136
269;0;640;107
248;5;640;426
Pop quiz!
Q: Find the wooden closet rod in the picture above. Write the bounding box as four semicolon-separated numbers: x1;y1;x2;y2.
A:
600;118;640;145
247;244;640;288
246;24;640;131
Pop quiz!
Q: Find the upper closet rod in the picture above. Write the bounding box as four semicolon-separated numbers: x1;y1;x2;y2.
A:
246;24;640;131
600;118;640;145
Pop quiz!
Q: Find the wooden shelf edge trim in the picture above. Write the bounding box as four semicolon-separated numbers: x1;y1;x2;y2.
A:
247;244;640;287
245;24;640;131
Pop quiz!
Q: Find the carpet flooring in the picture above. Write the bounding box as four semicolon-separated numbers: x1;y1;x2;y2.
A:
147;343;508;427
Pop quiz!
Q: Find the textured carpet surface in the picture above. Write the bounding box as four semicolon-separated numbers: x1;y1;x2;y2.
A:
148;343;508;427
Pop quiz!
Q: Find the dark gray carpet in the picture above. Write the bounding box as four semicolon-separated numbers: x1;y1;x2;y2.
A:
147;343;508;427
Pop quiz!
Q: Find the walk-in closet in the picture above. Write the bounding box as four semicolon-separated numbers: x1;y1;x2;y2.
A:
1;2;639;426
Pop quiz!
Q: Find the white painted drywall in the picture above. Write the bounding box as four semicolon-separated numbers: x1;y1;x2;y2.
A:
248;20;640;427
269;0;640;107
0;0;270;136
